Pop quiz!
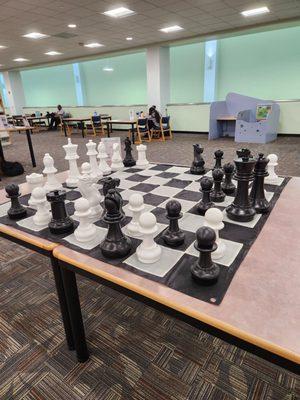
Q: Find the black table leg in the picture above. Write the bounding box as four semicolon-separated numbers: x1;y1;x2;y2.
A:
60;266;89;363
106;122;111;137
81;122;85;138
51;257;75;351
131;123;135;144
26;129;36;167
63;122;67;137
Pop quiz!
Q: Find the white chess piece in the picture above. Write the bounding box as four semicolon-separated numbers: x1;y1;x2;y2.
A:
32;187;51;226
204;208;226;260
78;169;102;219
26;173;44;209
86;140;103;180
97;142;111;175
63;138;80;188
126;193;145;237
43;153;63;192
136;144;149;168
265;154;278;183
136;212;162;264
111;142;123;171
74;198;97;243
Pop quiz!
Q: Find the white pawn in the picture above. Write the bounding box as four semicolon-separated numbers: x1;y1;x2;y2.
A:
136;144;149;168
204;208;226;260
74;198;97;243
43;153;63;192
265;154;278;183
126;193;145;237
97;142;111;175
26;173;44;209
86;140;103;180
63;138;80;188
136;212;162;264
111;142;123;171
32;187;51;226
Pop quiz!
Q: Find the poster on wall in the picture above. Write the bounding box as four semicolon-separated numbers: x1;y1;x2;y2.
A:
256;104;272;121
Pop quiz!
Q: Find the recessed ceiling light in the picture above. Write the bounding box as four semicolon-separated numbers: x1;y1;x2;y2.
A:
103;67;114;72
13;58;29;62
159;25;183;33
68;24;77;28
241;7;270;17
126;37;133;41
84;42;104;48
22;32;49;39
103;7;135;18
0;45;7;49
45;51;62;56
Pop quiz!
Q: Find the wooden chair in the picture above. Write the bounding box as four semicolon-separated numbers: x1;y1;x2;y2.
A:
150;116;172;141
60;117;73;136
133;118;151;144
87;115;105;137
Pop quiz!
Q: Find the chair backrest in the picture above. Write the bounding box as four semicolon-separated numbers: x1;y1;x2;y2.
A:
92;115;102;123
138;118;148;128
161;116;170;128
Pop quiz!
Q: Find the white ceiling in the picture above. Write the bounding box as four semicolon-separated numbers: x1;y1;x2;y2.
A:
0;0;300;70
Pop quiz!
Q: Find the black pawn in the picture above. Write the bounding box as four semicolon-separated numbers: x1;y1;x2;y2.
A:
5;184;27;220
123;137;136;167
162;199;185;247
222;162;236;195
191;226;220;284
197;176;214;215
226;151;256;222
210;169;225;202
213;149;224;170
190;144;205;175
47;190;74;234
100;189;131;259
249;153;270;214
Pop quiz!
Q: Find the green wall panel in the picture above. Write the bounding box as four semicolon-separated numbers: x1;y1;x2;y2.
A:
21;64;77;107
170;43;205;103
80;52;147;105
217;26;300;101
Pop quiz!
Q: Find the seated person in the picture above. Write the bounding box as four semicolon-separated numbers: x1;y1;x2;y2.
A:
147;105;161;130
48;105;65;130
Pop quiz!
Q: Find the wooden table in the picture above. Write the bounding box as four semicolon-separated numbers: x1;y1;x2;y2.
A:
105;119;137;143
0;126;36;167
26;115;50;129
0;171;299;372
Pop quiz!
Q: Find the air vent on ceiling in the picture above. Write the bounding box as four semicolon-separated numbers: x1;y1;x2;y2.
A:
52;32;78;39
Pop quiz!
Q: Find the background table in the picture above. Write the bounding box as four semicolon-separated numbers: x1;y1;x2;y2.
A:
63;115;112;138
0;126;36;167
105;120;137;143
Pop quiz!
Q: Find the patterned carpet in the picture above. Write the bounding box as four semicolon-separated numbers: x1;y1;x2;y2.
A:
0;237;299;400
0;131;300;399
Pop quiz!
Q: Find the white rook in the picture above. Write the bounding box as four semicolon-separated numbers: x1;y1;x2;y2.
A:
136;144;149;168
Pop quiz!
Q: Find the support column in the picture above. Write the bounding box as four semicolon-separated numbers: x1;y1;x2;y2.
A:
2;71;26;115
146;46;170;114
72;63;86;106
203;40;217;103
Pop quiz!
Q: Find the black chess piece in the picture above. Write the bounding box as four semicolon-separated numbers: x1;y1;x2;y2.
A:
161;199;185;247
191;226;220;284
123;137;136;167
47;190;74;234
197;176;215;215
210;169;225;202
236;148;252;159
222;162;236;195
190;144;205;175
101;176;124;216
249;153;270;214
5;184;27;220
226;151;256;222
100;189;131;258
213;149;224;170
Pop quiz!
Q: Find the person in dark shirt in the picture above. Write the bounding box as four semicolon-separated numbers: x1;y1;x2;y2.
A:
48;105;65;130
147;105;161;130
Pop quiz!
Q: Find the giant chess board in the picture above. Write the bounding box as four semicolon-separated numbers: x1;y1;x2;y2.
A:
0;163;288;305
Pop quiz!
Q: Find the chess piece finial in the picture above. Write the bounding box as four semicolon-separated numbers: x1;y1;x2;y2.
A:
213;149;224;170
191;226;220;284
123;137;136;167
249;153;270;214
